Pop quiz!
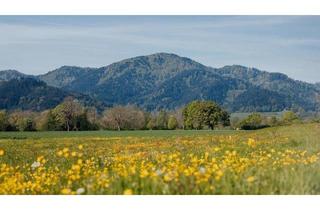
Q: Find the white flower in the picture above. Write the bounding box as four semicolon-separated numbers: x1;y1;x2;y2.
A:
31;161;41;169
155;169;162;176
76;188;85;195
199;167;206;174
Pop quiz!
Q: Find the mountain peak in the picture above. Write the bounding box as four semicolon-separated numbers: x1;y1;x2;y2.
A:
0;69;33;81
147;52;181;57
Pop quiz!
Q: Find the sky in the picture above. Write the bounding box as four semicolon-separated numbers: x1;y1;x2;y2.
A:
0;16;319;83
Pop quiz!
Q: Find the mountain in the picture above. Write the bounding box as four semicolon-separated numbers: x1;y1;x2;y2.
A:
214;65;320;111
0;70;34;81
38;66;97;88
0;78;105;111
1;53;320;112
39;53;320;112
39;53;212;106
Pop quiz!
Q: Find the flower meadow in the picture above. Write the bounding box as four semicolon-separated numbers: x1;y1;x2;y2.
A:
0;124;319;195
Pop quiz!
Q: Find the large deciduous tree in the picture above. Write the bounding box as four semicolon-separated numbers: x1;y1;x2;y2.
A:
101;105;145;130
54;97;83;131
183;100;229;130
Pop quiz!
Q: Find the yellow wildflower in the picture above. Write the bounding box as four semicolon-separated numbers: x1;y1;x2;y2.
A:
61;188;72;195
57;150;63;157
247;176;255;183
247;138;256;148
123;189;133;195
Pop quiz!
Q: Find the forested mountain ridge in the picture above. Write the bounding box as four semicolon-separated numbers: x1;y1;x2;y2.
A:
1;53;319;112
0;78;105;111
0;69;35;81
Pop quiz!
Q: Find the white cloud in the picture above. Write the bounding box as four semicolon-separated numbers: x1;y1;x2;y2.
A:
0;16;319;83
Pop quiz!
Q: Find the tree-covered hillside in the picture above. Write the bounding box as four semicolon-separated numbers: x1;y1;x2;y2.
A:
1;53;319;112
0;78;105;111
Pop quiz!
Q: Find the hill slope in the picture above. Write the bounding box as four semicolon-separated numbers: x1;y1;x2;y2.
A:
39;53;320;112
0;78;104;111
1;53;320;112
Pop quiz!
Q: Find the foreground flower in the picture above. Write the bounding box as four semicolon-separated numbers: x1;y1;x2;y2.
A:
57;150;63;157
199;167;206;174
61;188;72;195
247;138;256;148
31;161;41;169
247;176;255;183
76;188;85;195
123;189;133;195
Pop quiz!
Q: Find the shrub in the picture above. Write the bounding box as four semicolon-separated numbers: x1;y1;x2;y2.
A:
281;111;300;125
239;113;269;130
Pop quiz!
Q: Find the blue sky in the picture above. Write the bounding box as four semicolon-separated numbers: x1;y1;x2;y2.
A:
0;16;319;83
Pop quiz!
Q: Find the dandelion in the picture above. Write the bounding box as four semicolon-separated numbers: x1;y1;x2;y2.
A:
164;174;172;182
78;144;84;150
61;188;72;195
247;176;255;183
140;169;149;178
57;150;63;157
247;138;256;148
123;189;133;195
71;164;81;171
216;170;223;177
37;156;44;162
213;147;220;152
0;149;4;156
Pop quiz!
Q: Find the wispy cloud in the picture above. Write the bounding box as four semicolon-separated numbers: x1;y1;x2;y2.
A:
0;16;319;83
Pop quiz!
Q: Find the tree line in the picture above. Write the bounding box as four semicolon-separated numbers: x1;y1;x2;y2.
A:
0;97;314;132
0;98;231;131
230;111;311;130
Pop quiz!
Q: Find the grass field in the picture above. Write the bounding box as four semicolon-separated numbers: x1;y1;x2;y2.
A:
0;123;319;195
0;129;239;139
